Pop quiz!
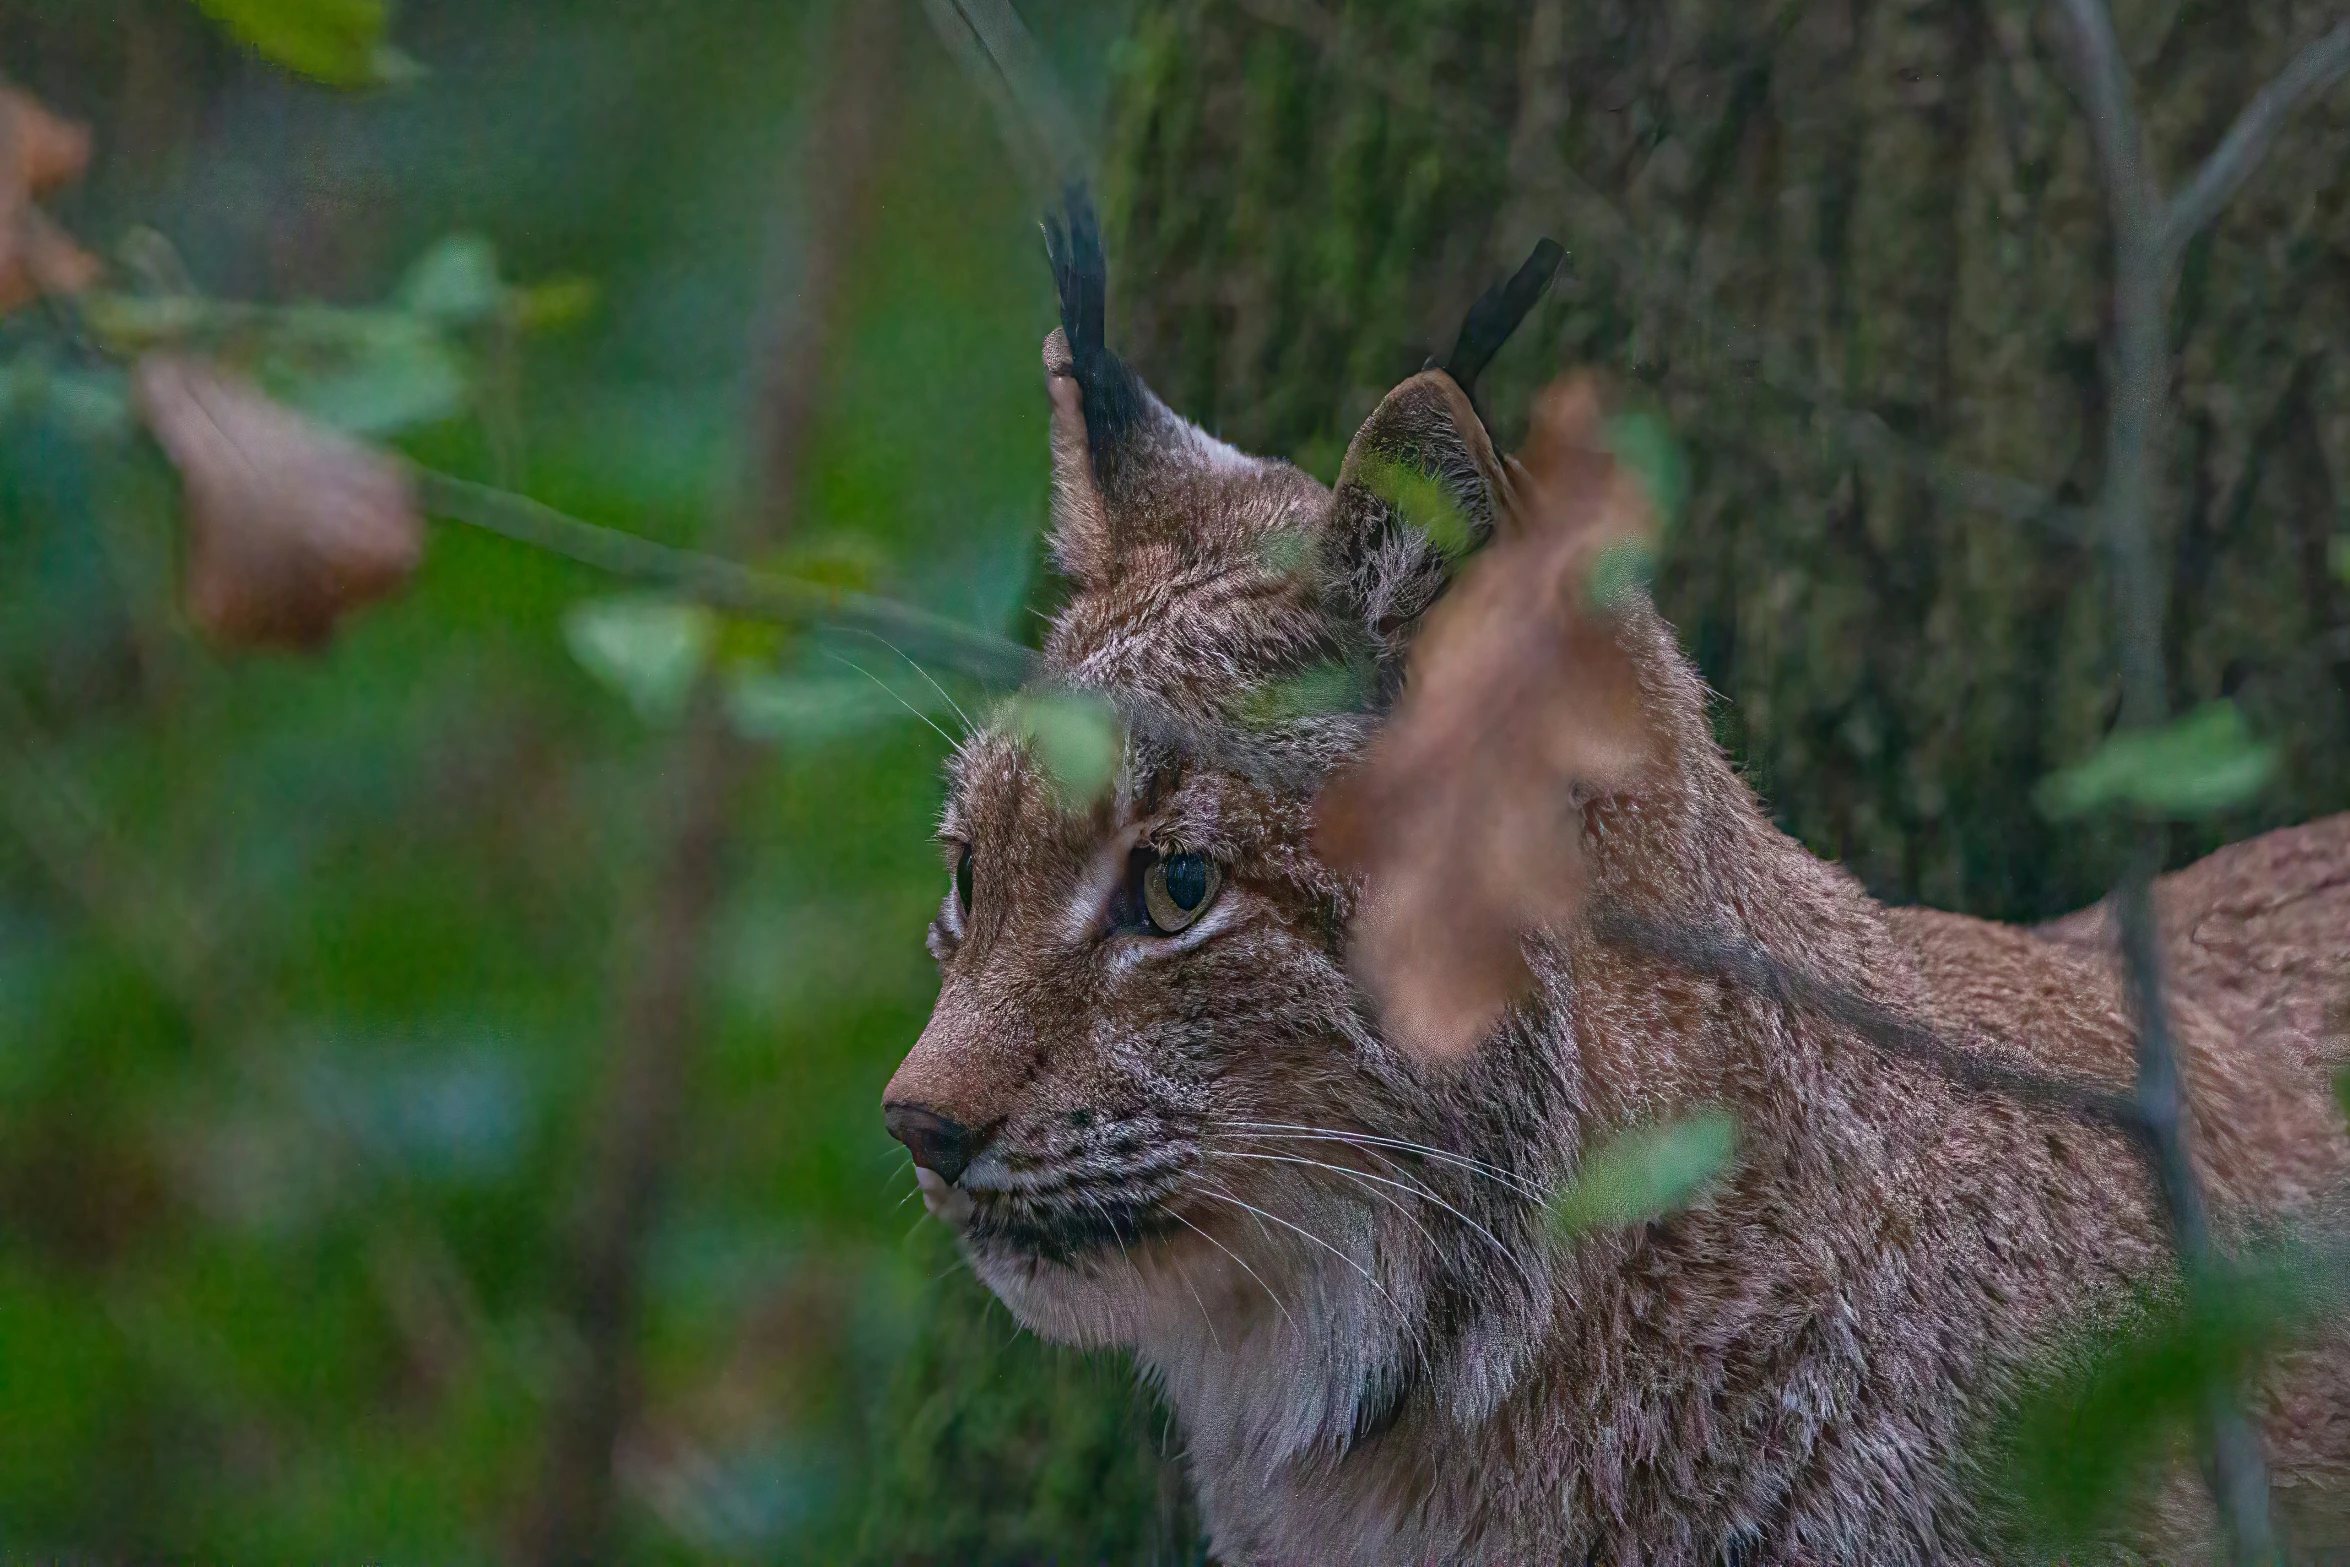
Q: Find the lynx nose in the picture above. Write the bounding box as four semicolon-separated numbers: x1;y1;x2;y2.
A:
884;1102;977;1185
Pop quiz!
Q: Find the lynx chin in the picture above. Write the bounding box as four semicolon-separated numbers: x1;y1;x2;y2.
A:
882;191;2350;1565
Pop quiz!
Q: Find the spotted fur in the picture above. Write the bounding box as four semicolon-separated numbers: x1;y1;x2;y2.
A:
882;216;2350;1564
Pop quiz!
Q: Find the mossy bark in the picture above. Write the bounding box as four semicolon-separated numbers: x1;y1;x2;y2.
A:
1106;0;2350;919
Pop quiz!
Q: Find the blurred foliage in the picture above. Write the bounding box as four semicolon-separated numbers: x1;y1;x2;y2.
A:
191;0;417;88
994;688;1122;806
858;1230;1203;1565
1990;1252;2337;1556
0;0;1150;1558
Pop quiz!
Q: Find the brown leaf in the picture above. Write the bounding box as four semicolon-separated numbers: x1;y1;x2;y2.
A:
1316;374;1662;1060
133;356;424;649
0;88;98;315
0;209;101;314
0;88;92;194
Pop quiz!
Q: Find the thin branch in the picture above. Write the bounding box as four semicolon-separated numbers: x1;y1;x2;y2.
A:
2055;0;2170;739
2113;850;2280;1561
416;470;1035;689
1595;908;2146;1132
2054;0;2281;1556
2163;20;2350;266
0;681;225;1023
1717;361;2090;537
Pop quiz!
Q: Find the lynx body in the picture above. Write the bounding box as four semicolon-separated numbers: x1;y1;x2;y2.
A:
883;204;2350;1563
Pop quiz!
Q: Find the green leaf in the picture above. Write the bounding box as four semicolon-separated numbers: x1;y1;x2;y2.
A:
2033;701;2278;822
0;359;131;439
396;235;502;326
262;314;468;437
1548;1110;1737;1238
507;277;600;334
191;0;419;88
723;671;952;745
1997;1265;2313;1548
1252;527;1317;578
1585;538;1657;612
1233;659;1370;729
562;597;716;724
2331;534;2350;585
1602;410;1689;525
773;534;892;596
1364;455;1477;559
996;691;1120;806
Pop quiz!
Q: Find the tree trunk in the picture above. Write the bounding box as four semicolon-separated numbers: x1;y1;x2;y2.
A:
1105;0;2350;919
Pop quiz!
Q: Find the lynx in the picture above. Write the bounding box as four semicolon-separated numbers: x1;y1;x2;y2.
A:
882;194;2350;1564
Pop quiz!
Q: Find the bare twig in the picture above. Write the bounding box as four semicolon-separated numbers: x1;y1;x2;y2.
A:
2057;0;2169;742
1595;908;2147;1132
1722;363;2091;537
2048;1;2335;1556
416;470;1035;687
519;700;749;1567
516;5;906;1561
0;681;223;1022
2162;20;2350;267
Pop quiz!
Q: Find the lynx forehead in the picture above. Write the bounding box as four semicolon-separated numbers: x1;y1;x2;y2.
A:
880;191;2350;1565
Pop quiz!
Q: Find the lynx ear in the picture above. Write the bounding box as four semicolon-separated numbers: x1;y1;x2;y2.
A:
1039;185;1212;589
1324;373;1513;674
1324;239;1561;675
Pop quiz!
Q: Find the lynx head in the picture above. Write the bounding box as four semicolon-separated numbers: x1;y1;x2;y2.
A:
882;193;1568;1428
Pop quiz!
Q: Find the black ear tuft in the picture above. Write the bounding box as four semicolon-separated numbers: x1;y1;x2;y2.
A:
1043;183;1148;490
1437;238;1564;403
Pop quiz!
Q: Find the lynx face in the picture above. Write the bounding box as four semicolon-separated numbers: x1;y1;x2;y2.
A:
888;414;1383;1344
883;196;1543;1360
907;716;1365;1338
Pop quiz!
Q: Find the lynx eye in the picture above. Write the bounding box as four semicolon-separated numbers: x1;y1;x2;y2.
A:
1142;852;1220;934
954;845;974;916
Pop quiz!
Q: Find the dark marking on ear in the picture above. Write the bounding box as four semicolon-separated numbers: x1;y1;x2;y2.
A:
1432;238;1565;405
1043;183;1148;491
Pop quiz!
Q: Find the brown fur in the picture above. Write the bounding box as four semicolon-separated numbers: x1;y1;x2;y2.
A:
883;326;2350;1562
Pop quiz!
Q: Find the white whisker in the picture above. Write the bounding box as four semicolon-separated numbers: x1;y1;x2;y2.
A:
820;649;958;745
1166;1205;1296;1335
1194;1182;1401;1316
1167;1251;1223;1353
1213;1145;1543;1299
1212;1148;1444;1255
1223;1120;1548;1203
846;625;975;733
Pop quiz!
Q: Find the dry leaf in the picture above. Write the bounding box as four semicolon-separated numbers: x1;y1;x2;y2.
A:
0;208;102;313
1317;375;1661;1060
0;88;92;193
133;355;424;649
0;87;99;314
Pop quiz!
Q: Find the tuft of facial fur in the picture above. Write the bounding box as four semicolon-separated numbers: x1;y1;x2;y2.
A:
883;214;2350;1564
